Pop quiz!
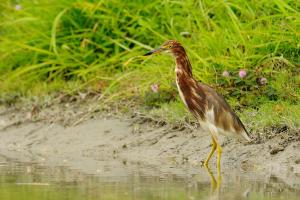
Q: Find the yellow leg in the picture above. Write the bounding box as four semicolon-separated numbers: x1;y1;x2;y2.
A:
204;137;217;167
203;136;222;194
217;145;222;170
216;143;222;188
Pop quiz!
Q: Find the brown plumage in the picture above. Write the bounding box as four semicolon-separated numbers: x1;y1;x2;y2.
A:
144;40;251;169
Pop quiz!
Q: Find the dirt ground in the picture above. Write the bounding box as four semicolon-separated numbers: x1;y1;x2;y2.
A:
0;99;299;188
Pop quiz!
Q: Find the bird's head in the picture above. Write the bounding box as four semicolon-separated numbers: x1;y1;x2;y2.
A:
143;40;182;56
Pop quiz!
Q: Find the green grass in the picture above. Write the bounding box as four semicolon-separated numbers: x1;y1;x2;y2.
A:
0;0;299;130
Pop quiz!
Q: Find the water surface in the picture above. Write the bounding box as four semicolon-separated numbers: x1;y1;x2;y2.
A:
0;160;299;200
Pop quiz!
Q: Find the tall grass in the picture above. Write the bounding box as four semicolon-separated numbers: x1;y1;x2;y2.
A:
0;0;299;127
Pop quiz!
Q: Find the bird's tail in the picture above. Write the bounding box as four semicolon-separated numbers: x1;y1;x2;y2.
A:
241;129;251;142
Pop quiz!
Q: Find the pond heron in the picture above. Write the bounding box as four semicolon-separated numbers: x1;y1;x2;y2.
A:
144;40;251;170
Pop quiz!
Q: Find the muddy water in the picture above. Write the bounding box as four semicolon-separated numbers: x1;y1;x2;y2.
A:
0;159;299;200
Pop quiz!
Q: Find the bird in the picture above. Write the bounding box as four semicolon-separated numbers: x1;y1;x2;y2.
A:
144;40;251;170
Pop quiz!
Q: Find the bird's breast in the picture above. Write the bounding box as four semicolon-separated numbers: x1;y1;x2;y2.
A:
176;77;188;107
175;73;206;119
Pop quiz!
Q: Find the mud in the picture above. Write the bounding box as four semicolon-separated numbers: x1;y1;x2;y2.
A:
0;100;299;189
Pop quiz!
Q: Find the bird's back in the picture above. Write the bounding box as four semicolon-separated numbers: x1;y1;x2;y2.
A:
199;83;251;142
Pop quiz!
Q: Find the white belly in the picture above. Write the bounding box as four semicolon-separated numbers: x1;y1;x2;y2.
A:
199;109;236;138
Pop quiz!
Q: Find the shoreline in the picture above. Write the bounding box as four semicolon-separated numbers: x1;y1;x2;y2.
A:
0;102;299;189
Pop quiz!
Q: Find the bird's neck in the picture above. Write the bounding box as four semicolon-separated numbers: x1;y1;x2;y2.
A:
173;47;193;78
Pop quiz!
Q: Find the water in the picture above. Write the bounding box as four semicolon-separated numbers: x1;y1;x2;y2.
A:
0;160;299;200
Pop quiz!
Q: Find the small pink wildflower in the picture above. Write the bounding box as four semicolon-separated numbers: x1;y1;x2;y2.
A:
150;83;159;93
222;70;230;77
239;69;247;78
15;4;22;10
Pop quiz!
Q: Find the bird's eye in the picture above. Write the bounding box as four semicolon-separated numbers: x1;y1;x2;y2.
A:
168;45;172;48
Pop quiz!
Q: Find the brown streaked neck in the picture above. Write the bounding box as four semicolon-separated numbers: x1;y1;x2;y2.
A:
172;46;193;78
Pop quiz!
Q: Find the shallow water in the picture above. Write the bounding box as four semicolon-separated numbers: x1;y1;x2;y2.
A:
0;159;299;200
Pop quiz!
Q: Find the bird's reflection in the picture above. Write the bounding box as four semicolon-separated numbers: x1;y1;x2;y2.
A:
204;166;253;200
204;166;221;194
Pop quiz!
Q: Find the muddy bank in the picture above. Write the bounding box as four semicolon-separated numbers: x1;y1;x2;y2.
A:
0;102;299;189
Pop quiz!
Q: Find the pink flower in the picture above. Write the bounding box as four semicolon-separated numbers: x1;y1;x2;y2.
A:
239;69;247;78
15;4;22;10
259;77;267;85
150;84;159;93
222;70;230;77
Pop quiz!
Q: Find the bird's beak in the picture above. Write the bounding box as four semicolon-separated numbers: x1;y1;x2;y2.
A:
143;47;162;56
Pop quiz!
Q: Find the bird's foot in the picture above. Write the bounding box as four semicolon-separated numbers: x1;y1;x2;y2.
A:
200;160;209;168
200;160;204;167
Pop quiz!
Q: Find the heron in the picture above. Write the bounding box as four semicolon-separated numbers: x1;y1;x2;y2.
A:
144;40;251;170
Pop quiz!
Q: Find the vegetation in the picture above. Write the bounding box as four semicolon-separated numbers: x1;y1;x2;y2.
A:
0;0;299;130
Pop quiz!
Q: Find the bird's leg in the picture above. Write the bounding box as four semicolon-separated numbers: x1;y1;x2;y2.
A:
216;144;222;170
216;143;223;185
203;136;217;167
